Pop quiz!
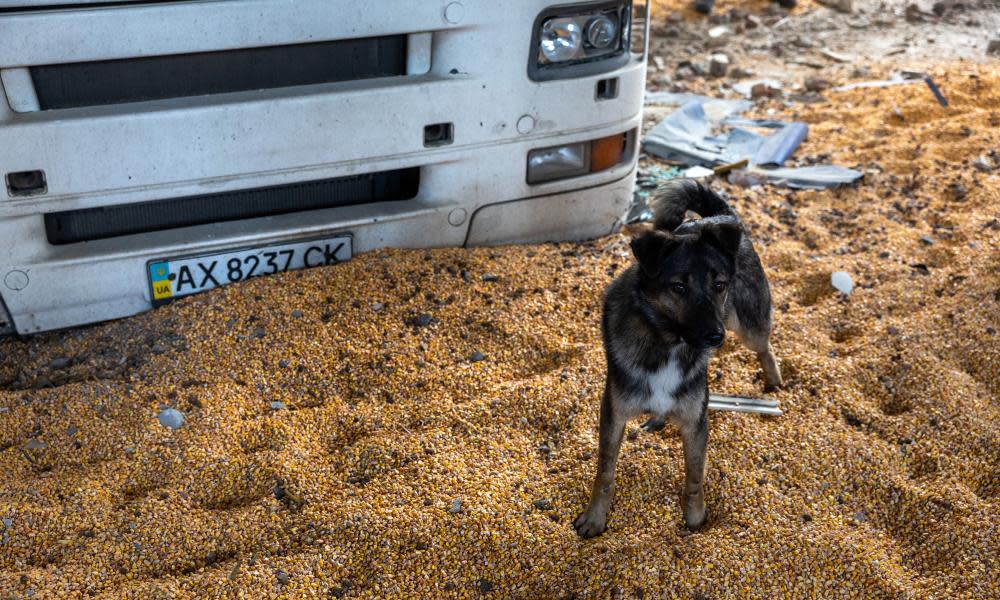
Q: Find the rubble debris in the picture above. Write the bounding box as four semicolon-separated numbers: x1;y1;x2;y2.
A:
804;77;833;93
744;165;863;189
831;73;949;107
684;166;716;179
533;499;555;511
788;58;826;69
24;438;46;450
728;169;766;188
972;155;995;172
729;66;754;79
817;0;854;13
157;408;185;430
754;122;809;166
645;91;752;119
629;163;683;222
819;48;852;63
831;271;854;295
922;78;949;107
713;159;749;176
904;3;933;23
643;98;861;189
643;102;732;166
709;54;730;78
732;80;784;99
707;26;731;43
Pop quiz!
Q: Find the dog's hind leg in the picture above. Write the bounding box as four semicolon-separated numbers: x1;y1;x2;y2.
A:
679;409;709;531
574;383;627;539
641;415;666;432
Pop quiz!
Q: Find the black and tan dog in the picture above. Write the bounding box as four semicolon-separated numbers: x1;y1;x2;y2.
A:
574;181;782;538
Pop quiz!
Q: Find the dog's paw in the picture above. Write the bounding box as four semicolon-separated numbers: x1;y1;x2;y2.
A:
640;417;666;433
573;509;608;539
684;503;708;531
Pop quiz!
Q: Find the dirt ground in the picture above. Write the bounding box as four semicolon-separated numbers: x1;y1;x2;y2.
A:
2;2;999;599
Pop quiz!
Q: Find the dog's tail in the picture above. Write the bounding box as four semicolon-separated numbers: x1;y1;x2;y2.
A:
649;180;739;232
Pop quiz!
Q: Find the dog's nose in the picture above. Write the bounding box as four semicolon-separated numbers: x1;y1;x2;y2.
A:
705;332;725;348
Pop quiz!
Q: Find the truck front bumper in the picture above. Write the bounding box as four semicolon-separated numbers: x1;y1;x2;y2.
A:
1;161;637;335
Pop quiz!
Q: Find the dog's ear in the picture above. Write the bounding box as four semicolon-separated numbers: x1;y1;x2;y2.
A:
630;230;680;277
701;219;742;261
621;221;654;239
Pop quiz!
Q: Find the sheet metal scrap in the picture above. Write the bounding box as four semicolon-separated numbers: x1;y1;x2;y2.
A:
744;164;865;190
642;96;863;190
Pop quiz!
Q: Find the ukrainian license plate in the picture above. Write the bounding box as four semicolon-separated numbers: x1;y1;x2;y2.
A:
147;235;352;307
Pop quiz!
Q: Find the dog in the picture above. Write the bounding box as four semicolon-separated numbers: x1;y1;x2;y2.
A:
573;181;782;538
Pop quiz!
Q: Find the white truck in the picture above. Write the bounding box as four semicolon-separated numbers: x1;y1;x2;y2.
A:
0;0;648;336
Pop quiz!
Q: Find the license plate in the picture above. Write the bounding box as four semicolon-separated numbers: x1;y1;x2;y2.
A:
147;235;352;307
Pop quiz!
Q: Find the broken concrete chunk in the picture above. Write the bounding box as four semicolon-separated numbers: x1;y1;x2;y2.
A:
751;83;783;100
707;25;731;40
733;79;784;99
709;54;730;78
804;77;833;93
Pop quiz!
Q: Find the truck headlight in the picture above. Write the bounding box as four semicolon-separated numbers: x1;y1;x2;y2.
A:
540;18;584;63
535;4;627;68
586;14;619;49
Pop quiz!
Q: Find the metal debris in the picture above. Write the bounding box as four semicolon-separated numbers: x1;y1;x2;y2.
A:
708;394;783;416
831;72;949;107
643;98;861;189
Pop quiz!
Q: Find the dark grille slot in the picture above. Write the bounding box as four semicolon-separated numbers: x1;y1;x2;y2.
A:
30;35;408;110
44;168;420;245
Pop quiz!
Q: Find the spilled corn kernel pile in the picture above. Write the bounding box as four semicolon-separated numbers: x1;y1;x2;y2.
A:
1;70;999;598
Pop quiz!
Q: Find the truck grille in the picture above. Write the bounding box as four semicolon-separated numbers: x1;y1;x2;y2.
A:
30;35;408;110
44;168;420;245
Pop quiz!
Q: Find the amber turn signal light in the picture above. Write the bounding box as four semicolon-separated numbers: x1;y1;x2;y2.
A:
589;133;625;173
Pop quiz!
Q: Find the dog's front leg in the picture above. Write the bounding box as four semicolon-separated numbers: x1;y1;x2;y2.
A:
679;406;709;531
574;383;626;538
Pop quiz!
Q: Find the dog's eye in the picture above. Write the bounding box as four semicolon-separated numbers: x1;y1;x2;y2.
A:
713;281;727;293
670;282;687;295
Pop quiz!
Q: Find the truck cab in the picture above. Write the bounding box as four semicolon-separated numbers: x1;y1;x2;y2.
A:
0;0;648;335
